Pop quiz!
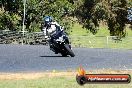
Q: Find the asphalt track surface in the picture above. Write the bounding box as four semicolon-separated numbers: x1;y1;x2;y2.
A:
0;44;132;72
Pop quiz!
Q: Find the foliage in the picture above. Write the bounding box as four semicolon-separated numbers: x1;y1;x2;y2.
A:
74;0;131;37
0;0;75;33
0;0;131;37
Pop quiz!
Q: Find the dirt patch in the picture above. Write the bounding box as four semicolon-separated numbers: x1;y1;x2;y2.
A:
0;72;77;80
0;70;131;80
88;69;132;74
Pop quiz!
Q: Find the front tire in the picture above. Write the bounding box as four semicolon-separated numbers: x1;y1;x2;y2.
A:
61;53;68;57
64;44;75;57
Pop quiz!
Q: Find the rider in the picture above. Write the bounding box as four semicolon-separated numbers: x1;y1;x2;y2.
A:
42;16;64;54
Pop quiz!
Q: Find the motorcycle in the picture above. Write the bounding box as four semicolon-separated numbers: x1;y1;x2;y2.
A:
49;31;75;57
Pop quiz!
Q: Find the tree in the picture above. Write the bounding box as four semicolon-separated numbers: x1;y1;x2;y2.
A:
74;0;131;37
0;0;131;37
0;0;75;33
0;0;23;31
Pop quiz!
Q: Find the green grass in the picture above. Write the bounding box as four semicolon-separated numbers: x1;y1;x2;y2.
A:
69;23;110;36
0;76;131;88
70;23;132;36
69;36;132;49
70;23;89;36
69;23;132;49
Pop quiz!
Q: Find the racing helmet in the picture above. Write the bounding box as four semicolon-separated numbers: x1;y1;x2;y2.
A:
44;16;53;26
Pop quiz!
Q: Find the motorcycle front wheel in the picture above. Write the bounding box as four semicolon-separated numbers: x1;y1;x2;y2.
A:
62;44;75;57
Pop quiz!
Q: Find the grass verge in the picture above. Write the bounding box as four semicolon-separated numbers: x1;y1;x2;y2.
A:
69;36;132;49
0;70;132;88
69;23;132;49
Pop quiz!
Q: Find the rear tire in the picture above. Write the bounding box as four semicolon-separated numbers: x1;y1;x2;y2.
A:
64;44;75;57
